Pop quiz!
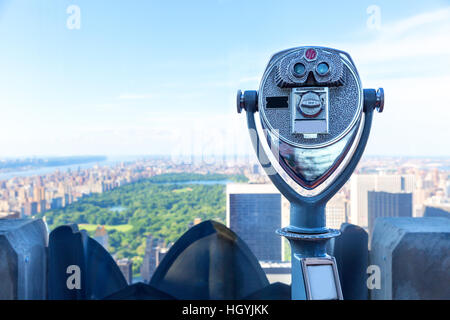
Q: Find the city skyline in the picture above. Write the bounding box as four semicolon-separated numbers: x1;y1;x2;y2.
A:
0;1;449;158
1;154;448;220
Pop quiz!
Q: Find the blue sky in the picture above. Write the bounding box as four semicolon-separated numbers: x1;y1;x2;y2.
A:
0;0;449;158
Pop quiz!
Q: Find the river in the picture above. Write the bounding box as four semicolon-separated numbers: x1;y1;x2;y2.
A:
0;155;142;181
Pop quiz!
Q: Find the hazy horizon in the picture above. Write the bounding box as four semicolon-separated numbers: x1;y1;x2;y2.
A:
1;153;450;160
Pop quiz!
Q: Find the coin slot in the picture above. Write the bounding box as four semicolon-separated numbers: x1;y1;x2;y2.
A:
266;96;288;109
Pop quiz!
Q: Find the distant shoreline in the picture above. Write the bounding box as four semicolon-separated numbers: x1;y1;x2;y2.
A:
0;155;106;172
0;155;141;181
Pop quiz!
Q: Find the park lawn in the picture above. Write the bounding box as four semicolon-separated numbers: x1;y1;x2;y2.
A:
172;187;193;193
78;223;133;232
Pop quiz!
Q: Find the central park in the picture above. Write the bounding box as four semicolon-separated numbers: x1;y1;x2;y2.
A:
37;173;247;275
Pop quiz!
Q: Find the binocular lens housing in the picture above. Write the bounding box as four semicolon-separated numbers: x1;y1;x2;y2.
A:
237;46;383;193
258;47;364;189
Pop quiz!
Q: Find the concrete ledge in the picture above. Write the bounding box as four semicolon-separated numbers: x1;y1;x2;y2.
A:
370;217;450;300
329;223;368;300
0;219;48;299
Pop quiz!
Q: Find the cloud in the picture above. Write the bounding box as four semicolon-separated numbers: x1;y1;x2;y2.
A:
345;6;450;65
383;7;450;36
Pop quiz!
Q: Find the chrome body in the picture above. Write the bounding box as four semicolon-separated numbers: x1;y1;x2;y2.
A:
237;46;382;300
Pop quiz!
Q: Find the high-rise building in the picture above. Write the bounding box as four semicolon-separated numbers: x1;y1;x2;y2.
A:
116;258;133;284
94;226;109;250
141;236;165;283
64;193;71;207
32;186;45;202
50;197;63;210
350;174;415;228
23;201;38;216
226;183;288;262
326;192;349;229
38;199;46;213
446;181;450;199
424;205;450;219
367;191;412;236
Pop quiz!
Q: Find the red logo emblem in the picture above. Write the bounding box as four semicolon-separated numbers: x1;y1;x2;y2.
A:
305;48;317;61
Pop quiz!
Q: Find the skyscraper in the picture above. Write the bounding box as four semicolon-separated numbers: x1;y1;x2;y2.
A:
226;183;287;262
23;201;38;216
116;258;133;284
141;236;159;283
141;236;168;283
350;174;415;228
50;197;63;210
367;191;413;236
38;199;46;213
326;192;349;229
